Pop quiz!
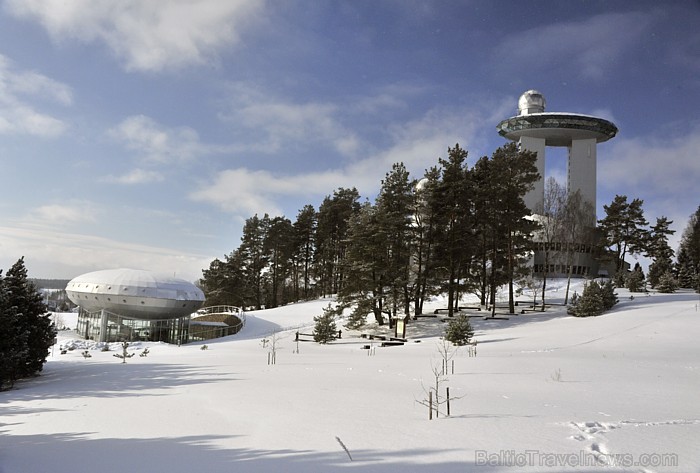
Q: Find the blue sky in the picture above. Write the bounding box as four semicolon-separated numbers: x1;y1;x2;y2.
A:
0;0;698;281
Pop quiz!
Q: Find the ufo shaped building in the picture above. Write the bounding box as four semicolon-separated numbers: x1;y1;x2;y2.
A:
66;268;205;343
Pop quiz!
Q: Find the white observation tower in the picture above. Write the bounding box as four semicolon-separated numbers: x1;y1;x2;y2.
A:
497;90;618;212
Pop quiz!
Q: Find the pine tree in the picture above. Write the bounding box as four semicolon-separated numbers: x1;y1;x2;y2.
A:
569;280;605;317
444;314;474;346
0;269;28;390
264;216;294;308
239;214;271;309
646;216;675;288
4;258;55;379
598;195;649;280
626;263;645;292
200;253;248;307
656;272;678;293
313;304;338;344
569;279;618;317
472;155;507;308
375;162;416;322
315;188;361;296
292;205;317;300
338;202;387;326
676;206;700;291
601;279;619;310
487;143;540;314
412;168;440;315
431;144;475;317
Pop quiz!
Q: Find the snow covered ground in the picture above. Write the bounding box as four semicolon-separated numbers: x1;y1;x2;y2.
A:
2;281;700;472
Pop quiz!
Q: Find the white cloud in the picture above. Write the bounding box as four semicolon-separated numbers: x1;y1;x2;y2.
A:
599;125;700;252
192;104;491;218
222;82;361;156
0;54;71;137
5;0;265;72
494;11;654;80
102;168;165;185
108;115;206;164
0;225;209;281
600;127;700;197
29;203;96;224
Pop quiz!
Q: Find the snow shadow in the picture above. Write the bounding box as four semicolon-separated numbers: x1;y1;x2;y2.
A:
609;291;699;315
0;432;470;473
1;362;237;402
0;430;612;473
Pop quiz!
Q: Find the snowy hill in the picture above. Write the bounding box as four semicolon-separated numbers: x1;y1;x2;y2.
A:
2;282;699;472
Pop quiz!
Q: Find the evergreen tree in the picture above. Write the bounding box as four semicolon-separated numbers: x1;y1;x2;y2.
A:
375;162;416;321
676;206;700;291
472;155;505;308
569;279;618;317
412;168;440;315
626;263;645;292
200;253;248;307
313;304;338;344
0;269;28;390
601;279;619;310
676;246;697;289
598;195;649;281
292;205;317;300
444;314;474;346
569;280;605;317
338;202;387;326
315;188;361;296
656;272;678;293
645;217;675;288
264;216;294;308
1;258;56;387
239;214;271;309
431;144;475;317
487;143;540;314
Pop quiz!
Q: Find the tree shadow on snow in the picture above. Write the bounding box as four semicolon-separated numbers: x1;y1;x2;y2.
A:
0;431;610;473
0;362;237;402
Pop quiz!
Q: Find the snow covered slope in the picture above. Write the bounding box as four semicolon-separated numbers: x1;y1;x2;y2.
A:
2;284;699;472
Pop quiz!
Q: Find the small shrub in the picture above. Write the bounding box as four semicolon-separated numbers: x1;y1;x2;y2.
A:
655;272;678;293
569;280;618;317
551;368;563;382
601;279;618;310
626;268;645;292
444;314;474;346
113;341;135;364
313;304;337;344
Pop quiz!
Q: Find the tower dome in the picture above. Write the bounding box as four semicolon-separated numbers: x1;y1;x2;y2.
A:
518;89;546;115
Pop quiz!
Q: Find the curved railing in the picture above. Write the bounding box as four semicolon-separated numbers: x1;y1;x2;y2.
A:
191;305;246;339
195;305;243;317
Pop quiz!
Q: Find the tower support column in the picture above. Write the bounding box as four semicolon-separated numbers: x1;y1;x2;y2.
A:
519;135;546;211
568;138;597;211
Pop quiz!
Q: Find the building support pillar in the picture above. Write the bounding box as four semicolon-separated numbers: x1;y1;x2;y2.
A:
99;309;108;343
519;136;546;211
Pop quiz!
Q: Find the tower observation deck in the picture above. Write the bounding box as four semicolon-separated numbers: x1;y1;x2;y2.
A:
497;90;618;212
